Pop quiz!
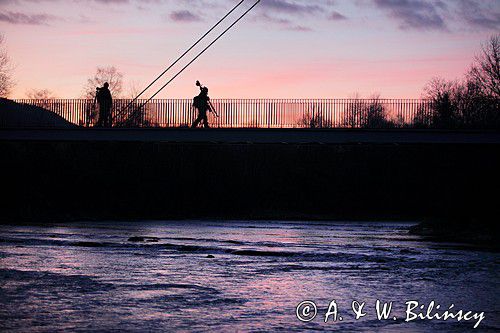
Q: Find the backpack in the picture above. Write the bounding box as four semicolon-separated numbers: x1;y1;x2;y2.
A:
193;95;207;111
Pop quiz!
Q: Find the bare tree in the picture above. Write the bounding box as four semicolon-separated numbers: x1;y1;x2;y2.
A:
344;93;364;128
422;73;499;129
364;94;389;128
83;66;123;99
26;88;56;100
0;34;14;98
415;34;500;129
299;104;332;128
126;80;146;99
82;66;123;127
25;88;57;109
343;93;391;128
422;78;460;128
469;34;500;99
116;81;159;127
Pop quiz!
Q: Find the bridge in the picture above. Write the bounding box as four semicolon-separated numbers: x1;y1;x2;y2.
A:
2;128;499;144
5;98;433;129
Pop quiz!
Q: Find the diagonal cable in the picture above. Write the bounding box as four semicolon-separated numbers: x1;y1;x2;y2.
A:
114;0;246;121
133;0;261;115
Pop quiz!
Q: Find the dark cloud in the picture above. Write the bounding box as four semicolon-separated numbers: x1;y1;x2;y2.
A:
1;0;496;33
254;12;313;32
371;0;499;32
170;10;202;23
0;0;130;3
254;0;340;31
289;25;313;31
93;0;129;3
329;10;347;21
259;0;323;15
456;0;500;31
0;11;58;25
373;0;447;30
256;12;292;25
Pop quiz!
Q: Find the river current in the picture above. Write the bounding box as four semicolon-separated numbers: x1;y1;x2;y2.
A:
0;221;498;332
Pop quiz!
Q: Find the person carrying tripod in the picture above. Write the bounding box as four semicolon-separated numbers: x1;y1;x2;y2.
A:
192;81;218;128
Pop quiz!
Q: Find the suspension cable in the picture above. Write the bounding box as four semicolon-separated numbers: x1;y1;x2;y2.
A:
132;0;261;114
115;0;246;120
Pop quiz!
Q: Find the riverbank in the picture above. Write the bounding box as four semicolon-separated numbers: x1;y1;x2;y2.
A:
409;217;499;250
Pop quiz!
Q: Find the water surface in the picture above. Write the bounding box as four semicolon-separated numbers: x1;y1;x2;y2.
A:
0;221;498;332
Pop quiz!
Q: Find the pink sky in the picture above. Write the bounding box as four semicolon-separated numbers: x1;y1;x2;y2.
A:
1;0;498;99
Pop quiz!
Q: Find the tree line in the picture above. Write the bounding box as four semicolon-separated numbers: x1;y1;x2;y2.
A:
416;34;499;129
301;34;499;129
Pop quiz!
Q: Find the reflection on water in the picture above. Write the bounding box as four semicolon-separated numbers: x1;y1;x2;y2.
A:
0;221;498;332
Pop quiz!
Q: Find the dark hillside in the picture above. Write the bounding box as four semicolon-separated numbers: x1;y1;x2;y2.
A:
0;99;76;128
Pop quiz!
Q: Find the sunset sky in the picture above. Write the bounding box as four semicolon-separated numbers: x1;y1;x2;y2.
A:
1;0;498;99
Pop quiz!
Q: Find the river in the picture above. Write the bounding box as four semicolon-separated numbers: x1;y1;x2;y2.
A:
0;221;498;332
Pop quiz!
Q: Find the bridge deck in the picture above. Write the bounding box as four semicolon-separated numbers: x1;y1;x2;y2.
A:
1;128;499;144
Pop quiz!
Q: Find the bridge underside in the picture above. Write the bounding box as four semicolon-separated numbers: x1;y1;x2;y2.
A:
2;131;499;223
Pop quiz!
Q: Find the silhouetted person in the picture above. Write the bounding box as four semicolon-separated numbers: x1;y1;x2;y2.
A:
96;82;113;127
192;81;217;128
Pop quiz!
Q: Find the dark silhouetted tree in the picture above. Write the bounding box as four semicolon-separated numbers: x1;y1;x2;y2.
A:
364;94;390;128
26;88;56;100
112;80;159;127
82;66;123;126
344;94;392;128
469;34;500;99
344;93;365;128
83;66;123;99
423;78;459;128
26;88;57;109
299;104;332;128
423;35;500;129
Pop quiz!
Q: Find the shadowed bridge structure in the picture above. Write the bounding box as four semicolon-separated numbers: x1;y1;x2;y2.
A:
2;98;499;144
8;98;434;129
2;128;500;144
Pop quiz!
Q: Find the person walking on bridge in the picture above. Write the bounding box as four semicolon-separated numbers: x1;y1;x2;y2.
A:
96;82;113;127
192;81;217;128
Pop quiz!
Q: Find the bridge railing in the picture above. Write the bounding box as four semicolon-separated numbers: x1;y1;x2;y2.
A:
10;98;434;128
